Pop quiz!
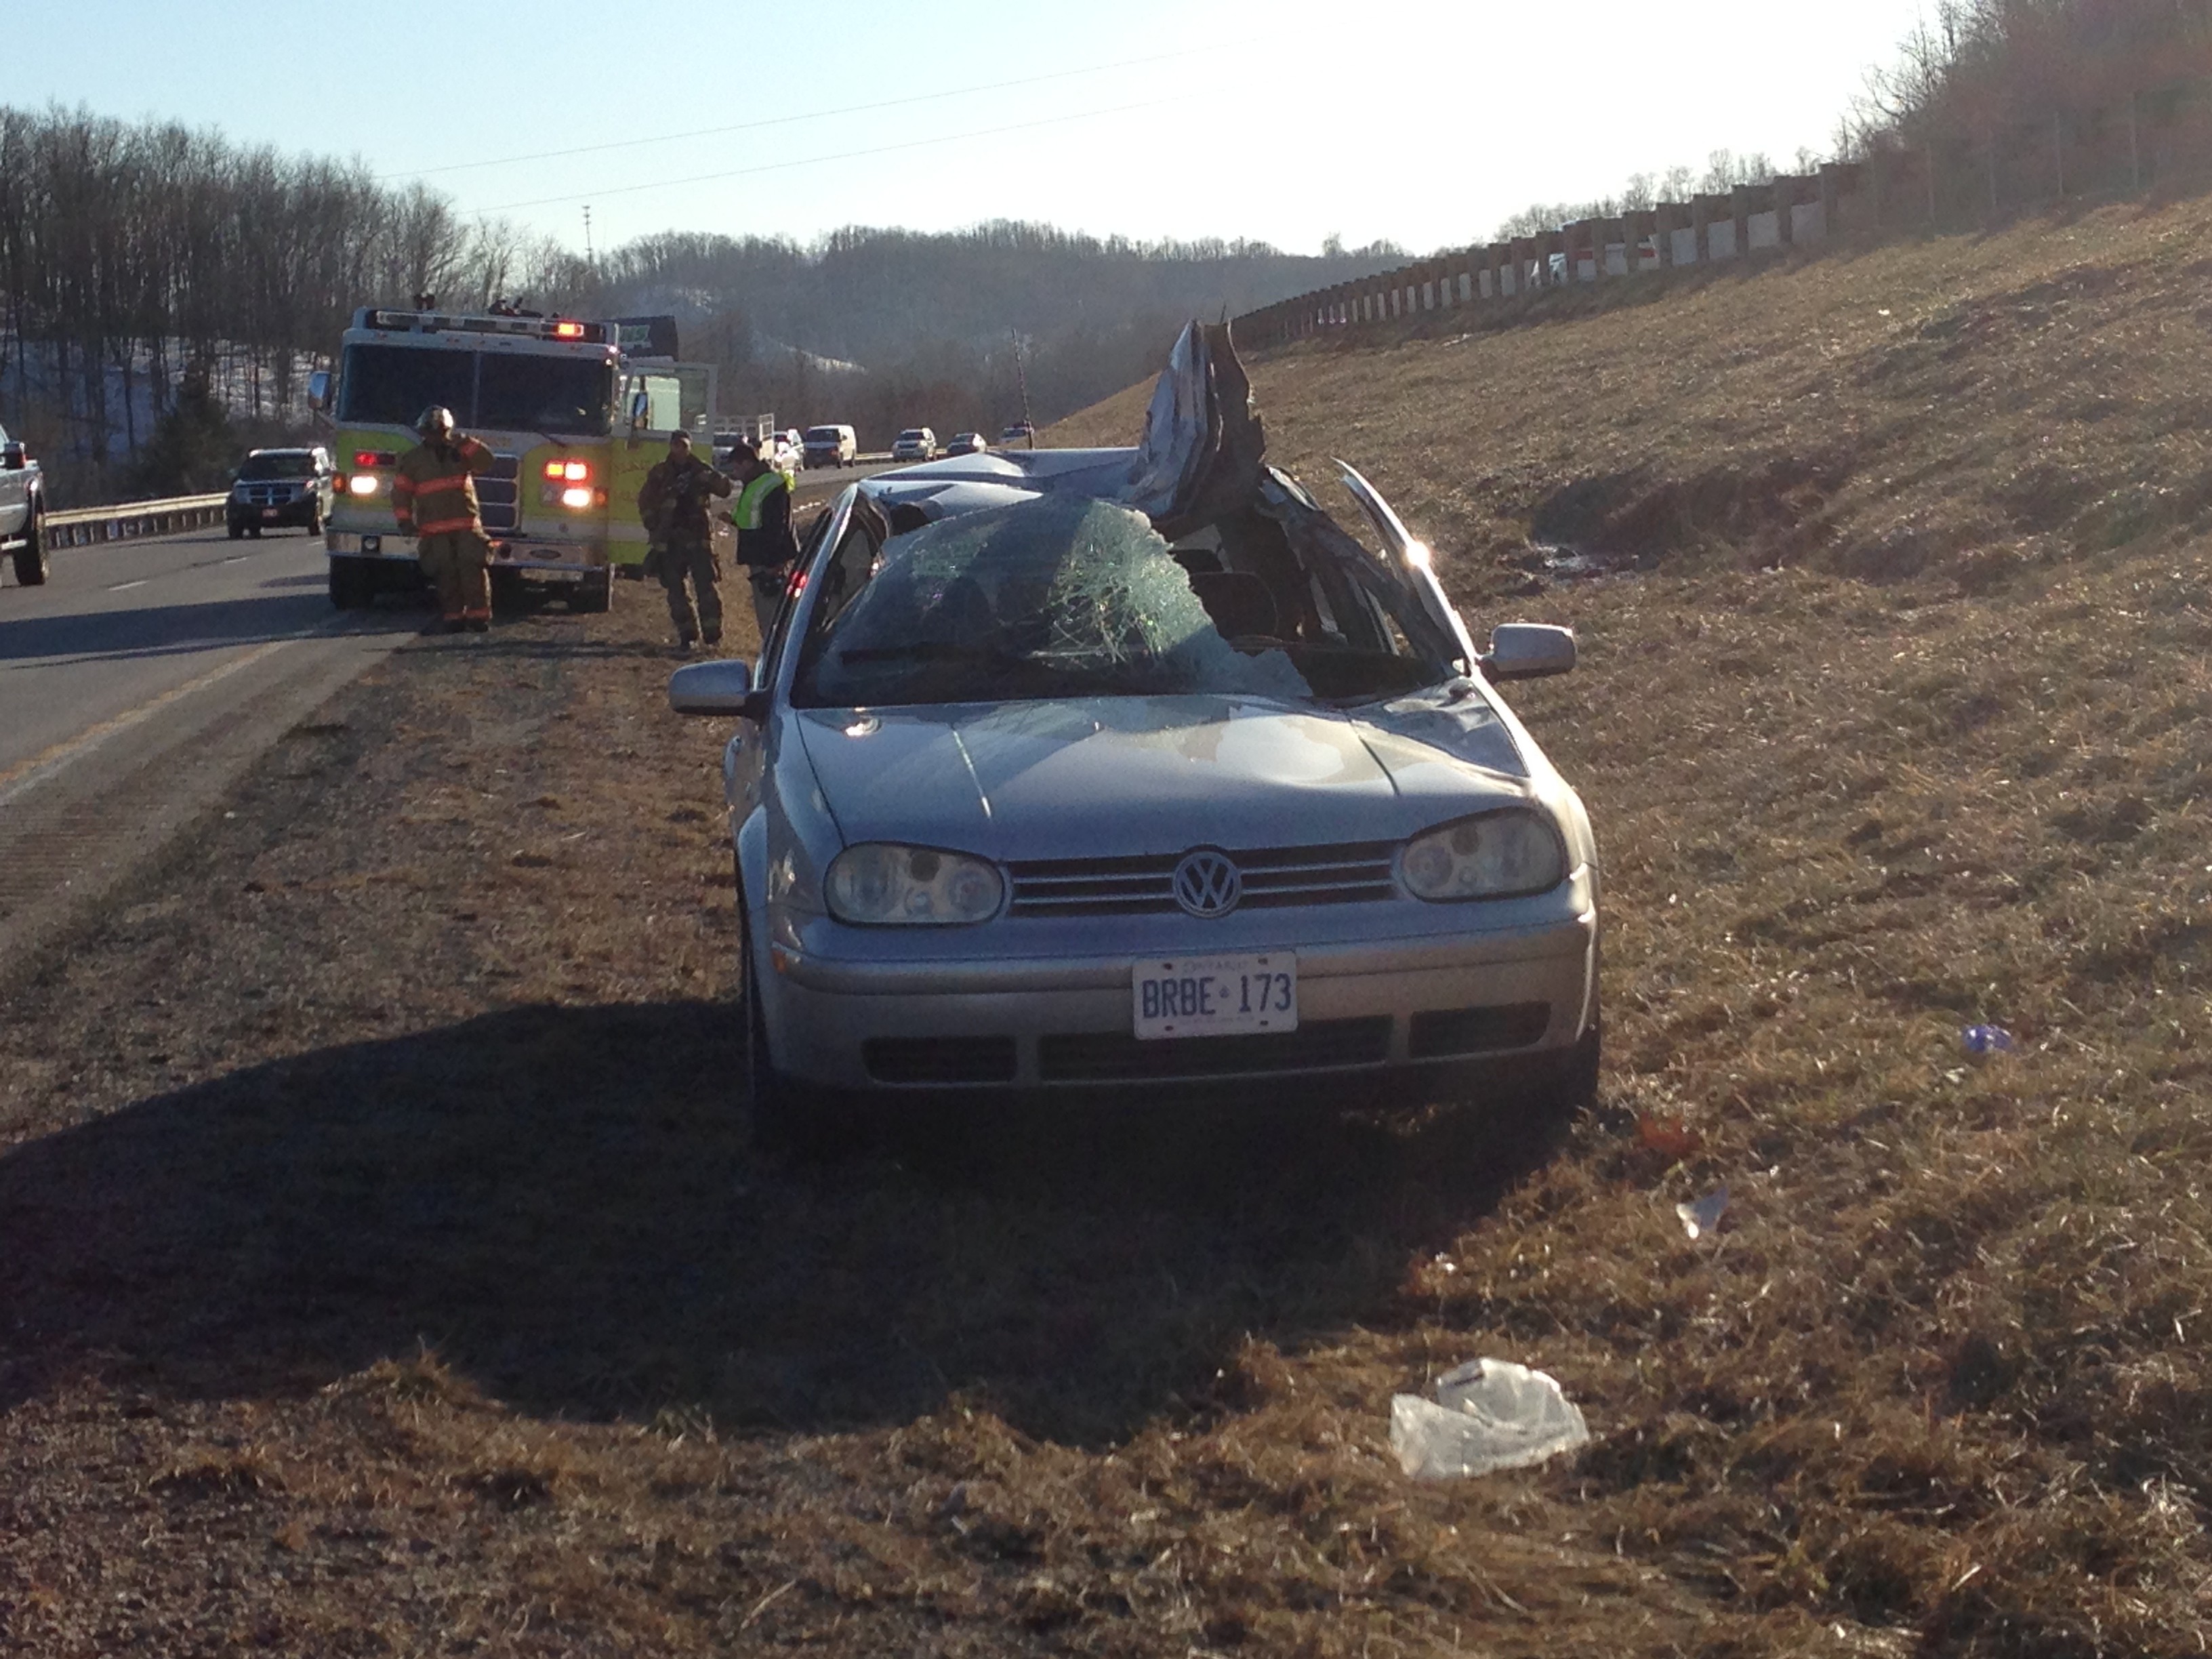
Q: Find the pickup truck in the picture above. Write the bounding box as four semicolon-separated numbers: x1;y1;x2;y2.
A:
0;424;47;586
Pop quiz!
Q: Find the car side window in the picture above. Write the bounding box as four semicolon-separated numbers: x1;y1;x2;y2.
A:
758;504;841;684
806;518;882;640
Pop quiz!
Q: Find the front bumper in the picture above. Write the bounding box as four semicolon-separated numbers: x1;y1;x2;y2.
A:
231;497;319;527
756;882;1599;1096
327;531;609;579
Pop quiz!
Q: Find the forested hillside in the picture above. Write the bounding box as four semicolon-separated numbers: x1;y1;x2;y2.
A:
0;105;1397;501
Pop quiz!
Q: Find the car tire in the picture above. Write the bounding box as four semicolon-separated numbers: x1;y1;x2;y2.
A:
1537;1017;1601;1126
247;524;262;538
10;506;47;586
227;519;244;541
739;890;840;1160
306;503;323;536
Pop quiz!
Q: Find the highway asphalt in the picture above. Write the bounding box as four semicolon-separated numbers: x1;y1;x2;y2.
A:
0;524;413;976
0;457;913;976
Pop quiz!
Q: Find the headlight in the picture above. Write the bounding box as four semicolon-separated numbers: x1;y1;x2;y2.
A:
1400;809;1566;901
825;843;1004;926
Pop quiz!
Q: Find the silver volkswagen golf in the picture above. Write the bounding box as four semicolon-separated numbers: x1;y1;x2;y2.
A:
671;325;1599;1148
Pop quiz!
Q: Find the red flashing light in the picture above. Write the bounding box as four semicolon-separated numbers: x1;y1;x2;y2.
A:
353;451;379;468
552;321;585;340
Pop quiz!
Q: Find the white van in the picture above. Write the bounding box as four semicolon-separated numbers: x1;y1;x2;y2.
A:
802;424;857;469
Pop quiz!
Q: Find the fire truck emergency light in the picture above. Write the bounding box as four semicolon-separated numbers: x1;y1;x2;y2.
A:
541;459;592;483
553;321;586;339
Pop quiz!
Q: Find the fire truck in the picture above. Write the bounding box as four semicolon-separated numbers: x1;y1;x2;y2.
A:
313;306;716;612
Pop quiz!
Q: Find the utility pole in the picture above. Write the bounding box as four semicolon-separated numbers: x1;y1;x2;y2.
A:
1011;329;1035;449
583;205;595;270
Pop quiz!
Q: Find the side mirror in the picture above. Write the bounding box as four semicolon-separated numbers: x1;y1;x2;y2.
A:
0;442;23;471
307;370;332;412
668;659;766;720
1483;623;1576;681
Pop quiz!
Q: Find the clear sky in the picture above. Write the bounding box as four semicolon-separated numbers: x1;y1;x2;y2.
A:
22;1;1933;256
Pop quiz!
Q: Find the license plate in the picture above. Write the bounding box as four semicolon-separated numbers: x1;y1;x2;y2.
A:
261;507;279;517
1132;954;1297;1040
515;567;582;583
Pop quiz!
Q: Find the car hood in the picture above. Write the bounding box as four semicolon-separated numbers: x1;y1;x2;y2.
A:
793;693;1531;859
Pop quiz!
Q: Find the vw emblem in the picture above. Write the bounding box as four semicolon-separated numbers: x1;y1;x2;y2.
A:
1172;849;1242;919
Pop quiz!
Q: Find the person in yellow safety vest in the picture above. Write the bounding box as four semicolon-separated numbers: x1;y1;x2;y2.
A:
392;405;495;634
725;444;800;642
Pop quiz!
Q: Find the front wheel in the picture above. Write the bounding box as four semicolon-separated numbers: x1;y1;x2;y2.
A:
328;556;376;610
9;509;47;586
226;519;244;541
739;890;838;1158
569;569;613;614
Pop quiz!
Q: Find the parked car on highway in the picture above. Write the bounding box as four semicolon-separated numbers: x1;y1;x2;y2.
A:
0;424;48;586
228;447;335;539
802;425;857;469
890;427;939;463
670;323;1599;1151
944;431;988;456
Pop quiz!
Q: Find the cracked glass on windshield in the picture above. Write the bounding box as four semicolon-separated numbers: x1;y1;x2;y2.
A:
792;495;1320;709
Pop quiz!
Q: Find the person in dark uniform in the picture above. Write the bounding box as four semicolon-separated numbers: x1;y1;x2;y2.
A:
636;430;733;651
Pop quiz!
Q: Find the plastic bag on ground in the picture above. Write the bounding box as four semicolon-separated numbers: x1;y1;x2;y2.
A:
1390;1358;1591;1480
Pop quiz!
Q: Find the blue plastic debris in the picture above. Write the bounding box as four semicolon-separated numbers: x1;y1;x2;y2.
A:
1962;1025;2016;1056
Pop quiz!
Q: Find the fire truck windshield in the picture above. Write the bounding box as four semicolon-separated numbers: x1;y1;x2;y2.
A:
337;344;614;437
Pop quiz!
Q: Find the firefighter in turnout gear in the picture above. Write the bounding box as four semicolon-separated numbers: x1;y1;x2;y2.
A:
637;430;733;650
726;443;800;641
394;405;495;633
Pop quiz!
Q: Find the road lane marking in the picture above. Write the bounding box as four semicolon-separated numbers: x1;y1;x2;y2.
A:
106;579;148;592
0;637;300;811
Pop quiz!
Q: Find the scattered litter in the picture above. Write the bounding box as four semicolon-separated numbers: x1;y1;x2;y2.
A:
1390;1359;1590;1480
1635;1111;1699;1159
1961;1024;2015;1056
1677;1185;1730;1240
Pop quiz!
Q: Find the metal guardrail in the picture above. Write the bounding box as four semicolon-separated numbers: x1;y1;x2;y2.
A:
44;493;229;546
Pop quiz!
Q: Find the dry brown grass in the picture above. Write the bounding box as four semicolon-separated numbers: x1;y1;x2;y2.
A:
1;203;2209;1654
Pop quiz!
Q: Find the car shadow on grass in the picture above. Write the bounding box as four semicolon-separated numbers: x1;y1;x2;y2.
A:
0;1001;1556;1447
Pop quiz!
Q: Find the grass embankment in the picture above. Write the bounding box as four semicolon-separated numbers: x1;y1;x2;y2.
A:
1062;199;2212;1651
0;201;2204;1656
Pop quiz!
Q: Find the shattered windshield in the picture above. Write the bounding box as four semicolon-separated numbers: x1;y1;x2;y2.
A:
792;493;1439;710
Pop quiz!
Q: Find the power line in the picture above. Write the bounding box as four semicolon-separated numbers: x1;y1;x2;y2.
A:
459;96;1189;216
382;46;1210;184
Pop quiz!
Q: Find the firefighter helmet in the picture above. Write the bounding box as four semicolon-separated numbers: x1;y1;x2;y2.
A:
414;405;455;439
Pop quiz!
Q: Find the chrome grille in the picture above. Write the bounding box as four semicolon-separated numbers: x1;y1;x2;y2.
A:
477;453;520;533
1006;841;1397;918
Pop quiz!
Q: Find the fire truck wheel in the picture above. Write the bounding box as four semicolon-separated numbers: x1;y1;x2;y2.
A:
327;556;375;610
571;569;613;614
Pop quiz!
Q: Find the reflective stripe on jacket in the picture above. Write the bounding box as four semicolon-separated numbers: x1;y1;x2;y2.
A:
729;469;786;531
392;435;492;537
